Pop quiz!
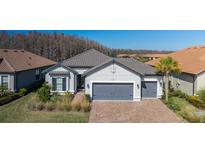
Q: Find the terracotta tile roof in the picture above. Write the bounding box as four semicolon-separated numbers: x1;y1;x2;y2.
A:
0;49;56;73
146;46;205;74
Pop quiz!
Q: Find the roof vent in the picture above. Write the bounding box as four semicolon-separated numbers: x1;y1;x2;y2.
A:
3;49;8;52
21;50;24;52
14;50;18;52
29;57;32;60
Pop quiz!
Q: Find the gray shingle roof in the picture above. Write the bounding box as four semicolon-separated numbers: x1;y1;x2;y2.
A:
61;49;111;68
83;58;157;76
114;58;156;75
42;62;78;74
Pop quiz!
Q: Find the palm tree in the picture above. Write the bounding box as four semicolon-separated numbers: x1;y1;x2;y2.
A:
155;56;180;102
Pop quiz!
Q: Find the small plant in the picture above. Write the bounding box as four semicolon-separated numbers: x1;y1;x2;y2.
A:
85;94;91;102
57;103;66;111
18;88;27;96
180;110;199;123
186;95;205;109
36;103;45;111
168;101;181;111
50;93;60;103
72;102;81;111
81;101;91;112
46;103;56;111
37;83;51;103
27;102;38;111
169;89;188;99
65;103;72;111
64;91;74;102
197;88;205;102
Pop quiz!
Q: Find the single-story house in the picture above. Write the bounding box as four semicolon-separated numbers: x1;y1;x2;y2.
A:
0;49;56;91
147;46;205;95
44;49;163;101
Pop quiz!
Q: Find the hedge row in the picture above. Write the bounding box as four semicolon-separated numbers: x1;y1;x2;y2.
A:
0;94;20;106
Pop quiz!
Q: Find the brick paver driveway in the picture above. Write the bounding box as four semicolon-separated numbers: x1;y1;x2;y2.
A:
89;99;182;123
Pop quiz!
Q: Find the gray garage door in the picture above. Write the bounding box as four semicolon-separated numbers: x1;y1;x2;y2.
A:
92;83;133;100
141;81;157;98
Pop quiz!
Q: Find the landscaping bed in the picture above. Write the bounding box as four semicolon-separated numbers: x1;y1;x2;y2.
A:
0;92;90;123
166;89;205;122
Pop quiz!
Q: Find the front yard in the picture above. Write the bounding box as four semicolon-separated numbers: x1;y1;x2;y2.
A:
0;92;90;123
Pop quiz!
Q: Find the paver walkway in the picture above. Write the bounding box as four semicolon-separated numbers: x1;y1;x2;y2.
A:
89;99;182;123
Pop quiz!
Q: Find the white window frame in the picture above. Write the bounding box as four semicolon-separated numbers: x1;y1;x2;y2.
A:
1;75;9;90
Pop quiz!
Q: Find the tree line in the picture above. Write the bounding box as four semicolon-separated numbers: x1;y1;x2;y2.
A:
0;31;173;62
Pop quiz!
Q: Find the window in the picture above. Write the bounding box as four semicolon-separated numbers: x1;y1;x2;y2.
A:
52;77;66;91
35;69;40;80
56;78;63;91
1;76;8;90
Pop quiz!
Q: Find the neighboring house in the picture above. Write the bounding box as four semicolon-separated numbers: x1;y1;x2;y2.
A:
0;49;56;91
117;53;170;61
147;46;205;95
138;53;169;61
44;49;163;101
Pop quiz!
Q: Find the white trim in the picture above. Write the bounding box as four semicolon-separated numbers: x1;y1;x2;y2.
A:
90;80;136;101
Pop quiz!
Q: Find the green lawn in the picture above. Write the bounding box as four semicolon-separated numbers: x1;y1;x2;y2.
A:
168;97;205;122
0;93;90;123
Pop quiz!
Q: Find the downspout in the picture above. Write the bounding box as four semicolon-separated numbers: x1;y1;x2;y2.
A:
193;74;196;96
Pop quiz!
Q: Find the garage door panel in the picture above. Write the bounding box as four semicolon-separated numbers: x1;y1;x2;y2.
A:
92;83;133;100
141;81;157;98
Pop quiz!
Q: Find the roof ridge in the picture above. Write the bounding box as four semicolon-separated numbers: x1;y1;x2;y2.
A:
62;49;109;62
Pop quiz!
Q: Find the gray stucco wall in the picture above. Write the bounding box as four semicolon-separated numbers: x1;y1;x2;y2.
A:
171;72;195;95
85;63;142;101
196;71;205;92
45;66;76;94
85;63;162;101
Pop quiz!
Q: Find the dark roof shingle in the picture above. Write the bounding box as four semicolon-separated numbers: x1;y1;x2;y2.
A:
83;58;157;76
61;49;111;67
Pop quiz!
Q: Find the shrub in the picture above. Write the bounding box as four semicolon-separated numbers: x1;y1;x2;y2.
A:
81;102;91;112
18;88;27;96
64;91;74;102
167;101;181;111
46;103;56;111
0;93;20;106
85;94;91;102
180;111;199;123
72;102;81;111
50;93;60;103
36;103;45;111
37;83;51;103
186;95;205;109
57;103;66;111
170;89;188;98
27;102;38;111
197;89;205;102
65;103;72;111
